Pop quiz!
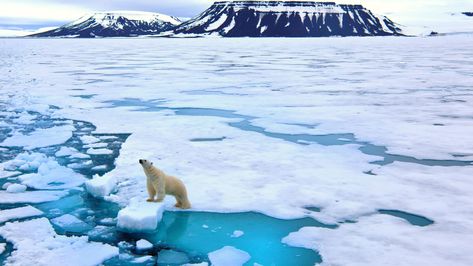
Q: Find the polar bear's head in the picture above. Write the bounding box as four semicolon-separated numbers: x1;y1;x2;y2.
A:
139;159;153;169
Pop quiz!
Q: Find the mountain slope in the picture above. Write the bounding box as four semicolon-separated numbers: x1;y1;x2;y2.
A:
172;1;403;37
30;11;181;38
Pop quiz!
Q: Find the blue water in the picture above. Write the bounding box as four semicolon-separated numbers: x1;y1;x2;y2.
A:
378;209;434;227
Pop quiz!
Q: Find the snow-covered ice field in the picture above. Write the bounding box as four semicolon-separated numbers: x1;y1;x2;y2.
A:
1;36;473;265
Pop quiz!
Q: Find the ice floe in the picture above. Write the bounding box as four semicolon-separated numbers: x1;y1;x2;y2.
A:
5;184;27;193
0;206;43;224
0;218;118;266
0;125;74;150
0;190;68;204
117;199;165;232
135;239;153;251
208;246;251;266
85;174;117;198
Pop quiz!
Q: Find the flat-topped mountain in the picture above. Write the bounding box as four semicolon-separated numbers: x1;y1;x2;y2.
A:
30;11;181;38
172;1;403;37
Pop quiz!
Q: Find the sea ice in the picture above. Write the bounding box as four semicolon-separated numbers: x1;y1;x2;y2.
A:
55;147;78;157
86;148;113;155
0;206;43;224
0;218;118;266
0;171;21;179
85;174;117;198
0;125;74;150
80;135;100;144
208;246;251;266
51;214;93;234
14;154;86;190
135;239;153;251
231;230;244;238
117;199;165;232
5;184;27;193
0;190;68;204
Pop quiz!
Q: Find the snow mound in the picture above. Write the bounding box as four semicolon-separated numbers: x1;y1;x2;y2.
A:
117;199;165;232
208;246;251;266
0;206;43;224
0;218;118;266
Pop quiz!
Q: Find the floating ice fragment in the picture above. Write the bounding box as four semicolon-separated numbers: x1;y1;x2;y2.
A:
136;239;153;251
0;218;118;265
51;214;93;234
87;148;114;155
86;174;117;198
0;206;43;223
91;165;108;171
6;184;27;193
0;171;21;179
55;147;79;157
117;200;165;232
2;182;12;189
231;230;244;238
208;246;251;266
0;190;68;204
0;243;5;254
0;125;73;150
80;135;100;144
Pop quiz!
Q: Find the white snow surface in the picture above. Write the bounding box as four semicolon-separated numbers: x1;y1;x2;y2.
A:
0;243;5;254
1;36;473;265
85;174;117;198
0;218;118;266
0;206;43;224
208;246;251;266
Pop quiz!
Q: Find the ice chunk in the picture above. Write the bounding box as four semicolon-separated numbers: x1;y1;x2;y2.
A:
0;206;43;224
67;161;93;169
183;263;209;266
117;200;165;232
136;239;153;251
91;165;108;171
18;160;85;190
0;190;68;204
51;214;93;234
133;256;154;263
208;246;250;266
0;171;21;179
2;182;12;189
0;242;5;254
87;226;117;243
6;184;27;193
70;153;91;159
0;125;74;150
85;174;117;198
87;148;114;155
80;135;100;144
157;250;189;265
84;142;108;149
231;230;244;238
55;147;78;157
0;218;118;265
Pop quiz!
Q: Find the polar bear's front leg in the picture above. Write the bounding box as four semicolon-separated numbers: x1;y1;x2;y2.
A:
146;179;156;202
154;182;166;202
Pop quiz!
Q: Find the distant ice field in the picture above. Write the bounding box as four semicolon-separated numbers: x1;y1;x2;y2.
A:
1;36;473;265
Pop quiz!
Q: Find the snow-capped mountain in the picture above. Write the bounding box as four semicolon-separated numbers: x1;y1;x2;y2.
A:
30;11;181;38
172;1;403;37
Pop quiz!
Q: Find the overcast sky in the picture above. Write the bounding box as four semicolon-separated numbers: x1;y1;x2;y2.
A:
0;0;472;31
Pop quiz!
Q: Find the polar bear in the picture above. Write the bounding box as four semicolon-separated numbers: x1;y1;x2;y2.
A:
139;159;191;209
